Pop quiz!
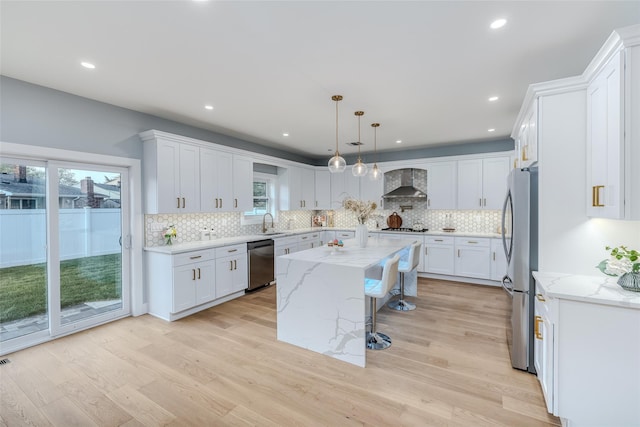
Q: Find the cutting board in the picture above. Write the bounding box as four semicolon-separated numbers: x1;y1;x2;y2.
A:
387;212;403;228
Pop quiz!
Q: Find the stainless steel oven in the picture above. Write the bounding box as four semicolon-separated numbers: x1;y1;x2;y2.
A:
247;239;275;291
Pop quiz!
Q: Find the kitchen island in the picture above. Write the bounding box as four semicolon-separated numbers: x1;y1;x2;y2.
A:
276;237;416;367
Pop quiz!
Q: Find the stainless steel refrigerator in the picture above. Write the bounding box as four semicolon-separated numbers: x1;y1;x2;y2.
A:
501;167;538;373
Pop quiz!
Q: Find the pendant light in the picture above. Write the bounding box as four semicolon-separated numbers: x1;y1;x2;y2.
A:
328;95;346;173
369;123;382;180
352;111;368;177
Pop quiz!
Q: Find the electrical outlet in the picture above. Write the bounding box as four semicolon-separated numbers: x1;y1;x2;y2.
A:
150;222;166;232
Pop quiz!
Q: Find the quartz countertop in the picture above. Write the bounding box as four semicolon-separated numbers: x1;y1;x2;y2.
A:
144;227;503;255
532;271;640;309
280;237;415;269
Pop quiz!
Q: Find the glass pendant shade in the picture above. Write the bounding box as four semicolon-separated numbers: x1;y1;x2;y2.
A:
352;159;368;177
369;163;382;180
328;95;346;173
328;153;346;173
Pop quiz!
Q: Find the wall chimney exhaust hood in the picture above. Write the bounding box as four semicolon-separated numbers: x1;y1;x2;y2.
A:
382;168;427;199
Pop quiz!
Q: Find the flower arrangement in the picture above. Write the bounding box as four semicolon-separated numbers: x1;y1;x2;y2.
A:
163;225;177;245
342;197;377;225
597;245;639;276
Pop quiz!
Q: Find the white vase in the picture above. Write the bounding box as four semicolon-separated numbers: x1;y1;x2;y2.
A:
355;223;368;248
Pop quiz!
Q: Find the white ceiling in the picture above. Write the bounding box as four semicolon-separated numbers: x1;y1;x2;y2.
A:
1;1;639;159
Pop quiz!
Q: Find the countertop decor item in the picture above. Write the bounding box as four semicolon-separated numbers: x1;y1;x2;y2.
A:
343;197;377;248
386;212;402;228
163;225;177;245
597;245;640;292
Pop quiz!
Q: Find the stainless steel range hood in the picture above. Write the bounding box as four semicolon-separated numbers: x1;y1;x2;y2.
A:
382;168;427;199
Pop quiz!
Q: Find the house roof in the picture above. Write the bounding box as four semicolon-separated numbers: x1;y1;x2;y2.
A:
0;177;107;198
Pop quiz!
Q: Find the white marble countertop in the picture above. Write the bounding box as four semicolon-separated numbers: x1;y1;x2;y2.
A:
532;271;640;309
144;227;503;255
280;237;416;269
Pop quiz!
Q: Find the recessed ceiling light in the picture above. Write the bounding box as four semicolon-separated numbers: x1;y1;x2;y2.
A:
490;18;507;29
488;96;499;102
488;128;496;132
282;133;289;137
80;61;95;69
204;105;213;110
396;140;402;144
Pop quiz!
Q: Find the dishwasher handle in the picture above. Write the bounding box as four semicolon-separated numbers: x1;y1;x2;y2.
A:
247;239;274;250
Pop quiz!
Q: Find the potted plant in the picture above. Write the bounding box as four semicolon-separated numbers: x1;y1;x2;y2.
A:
597;245;640;292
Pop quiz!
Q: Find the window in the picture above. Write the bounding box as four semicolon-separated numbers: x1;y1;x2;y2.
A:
242;173;277;224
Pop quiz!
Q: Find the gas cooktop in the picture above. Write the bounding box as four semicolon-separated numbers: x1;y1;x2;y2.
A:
381;227;429;233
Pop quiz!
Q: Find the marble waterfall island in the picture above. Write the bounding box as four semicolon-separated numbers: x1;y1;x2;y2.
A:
276;237;417;367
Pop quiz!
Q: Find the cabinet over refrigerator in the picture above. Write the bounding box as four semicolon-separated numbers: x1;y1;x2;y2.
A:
501;167;538;373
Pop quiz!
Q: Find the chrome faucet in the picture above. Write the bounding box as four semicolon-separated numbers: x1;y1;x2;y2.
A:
262;213;274;233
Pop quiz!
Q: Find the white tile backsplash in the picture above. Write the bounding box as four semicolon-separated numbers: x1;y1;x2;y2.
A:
145;208;501;247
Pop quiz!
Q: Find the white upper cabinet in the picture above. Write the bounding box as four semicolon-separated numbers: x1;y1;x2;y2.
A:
586;50;625;219
360;175;384;207
142;131;253;214
279;165;315;211
200;147;233;212
314;170;332;210
330;171;360;209
457;157;509;210
425;161;457;209
232;155;253;212
515;98;538;168
144;137;200;214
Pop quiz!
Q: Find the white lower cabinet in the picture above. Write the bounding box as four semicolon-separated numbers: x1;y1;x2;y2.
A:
533;288;554;414
454;237;491;279
215;244;248;298
424;236;455;275
534;278;640;426
146;245;247;321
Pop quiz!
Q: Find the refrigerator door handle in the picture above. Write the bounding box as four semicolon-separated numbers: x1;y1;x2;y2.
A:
502;275;514;297
501;190;514;265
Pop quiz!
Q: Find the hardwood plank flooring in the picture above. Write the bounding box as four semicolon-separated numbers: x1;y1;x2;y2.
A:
0;279;561;426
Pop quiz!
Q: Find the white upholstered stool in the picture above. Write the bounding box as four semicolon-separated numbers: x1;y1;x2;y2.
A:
388;241;421;311
364;254;400;350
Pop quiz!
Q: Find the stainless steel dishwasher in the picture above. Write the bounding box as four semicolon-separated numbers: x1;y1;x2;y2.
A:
247;239;275;291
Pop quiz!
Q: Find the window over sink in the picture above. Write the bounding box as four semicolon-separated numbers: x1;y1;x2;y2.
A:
241;172;278;225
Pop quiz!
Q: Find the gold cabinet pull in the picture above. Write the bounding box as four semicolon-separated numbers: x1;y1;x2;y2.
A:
192;269;196;280
229;261;233;271
197;268;201;279
592;185;605;207
190;255;202;260
182;198;185;208
177;197;181;208
522;146;529;161
534;315;543;340
220;198;223;208
228;249;237;253
536;293;546;302
233;260;237;270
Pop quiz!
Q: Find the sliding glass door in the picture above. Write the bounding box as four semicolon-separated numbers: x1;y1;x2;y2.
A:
0;159;130;349
0;160;49;343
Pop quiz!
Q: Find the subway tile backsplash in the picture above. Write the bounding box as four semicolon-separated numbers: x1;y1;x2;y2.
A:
145;208;501;247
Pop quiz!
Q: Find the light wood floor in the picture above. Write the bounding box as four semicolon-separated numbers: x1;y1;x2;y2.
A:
1;278;560;426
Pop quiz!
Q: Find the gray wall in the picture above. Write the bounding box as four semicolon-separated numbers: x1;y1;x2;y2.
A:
315;138;514;166
2;76;513;165
0;76;315;164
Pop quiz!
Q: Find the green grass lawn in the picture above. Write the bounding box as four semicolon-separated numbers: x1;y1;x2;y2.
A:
0;254;121;323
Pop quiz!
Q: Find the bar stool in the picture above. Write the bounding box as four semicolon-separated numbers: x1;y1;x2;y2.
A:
388;241;421;311
364;254;400;350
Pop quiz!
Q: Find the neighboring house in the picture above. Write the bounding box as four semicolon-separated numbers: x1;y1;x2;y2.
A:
0;167;111;209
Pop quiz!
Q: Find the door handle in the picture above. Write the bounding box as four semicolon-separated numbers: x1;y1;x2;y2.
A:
501;275;514;296
534;316;543;340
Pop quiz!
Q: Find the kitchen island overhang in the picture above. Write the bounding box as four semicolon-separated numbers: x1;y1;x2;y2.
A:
276;237;417;367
